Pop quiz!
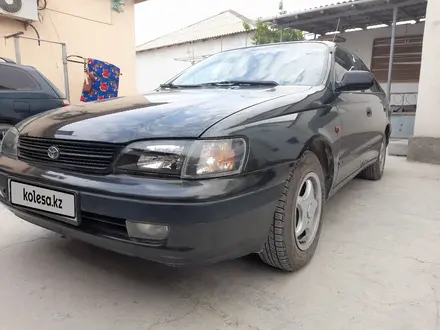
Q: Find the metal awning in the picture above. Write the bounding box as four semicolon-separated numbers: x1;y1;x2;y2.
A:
261;0;427;35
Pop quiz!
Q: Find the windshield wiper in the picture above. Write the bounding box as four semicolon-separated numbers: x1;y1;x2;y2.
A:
159;83;179;89
159;83;208;89
160;80;279;89
200;80;279;87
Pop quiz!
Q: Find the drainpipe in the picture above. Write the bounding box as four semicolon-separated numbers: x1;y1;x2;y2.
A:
387;6;398;102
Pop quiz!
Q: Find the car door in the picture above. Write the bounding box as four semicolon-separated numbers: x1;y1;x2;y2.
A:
30;68;67;112
0;64;38;125
352;54;388;164
333;47;374;185
0;64;63;127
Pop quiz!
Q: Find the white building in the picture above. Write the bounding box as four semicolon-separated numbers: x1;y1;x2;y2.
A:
136;10;256;93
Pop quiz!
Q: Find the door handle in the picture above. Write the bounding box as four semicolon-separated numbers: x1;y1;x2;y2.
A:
366;107;373;117
13;101;30;113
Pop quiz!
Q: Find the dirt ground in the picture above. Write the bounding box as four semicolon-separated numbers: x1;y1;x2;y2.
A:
1;156;440;330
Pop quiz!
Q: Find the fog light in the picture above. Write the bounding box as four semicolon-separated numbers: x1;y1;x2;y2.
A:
126;221;169;241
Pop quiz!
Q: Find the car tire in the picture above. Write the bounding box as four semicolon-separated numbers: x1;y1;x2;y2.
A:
259;150;326;272
360;137;386;181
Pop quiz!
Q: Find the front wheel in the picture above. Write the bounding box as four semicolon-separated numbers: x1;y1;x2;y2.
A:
259;151;325;272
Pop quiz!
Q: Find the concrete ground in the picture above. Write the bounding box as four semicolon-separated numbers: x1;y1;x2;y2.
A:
1;156;440;330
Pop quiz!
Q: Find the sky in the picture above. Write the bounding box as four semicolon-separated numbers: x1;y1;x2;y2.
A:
134;0;335;46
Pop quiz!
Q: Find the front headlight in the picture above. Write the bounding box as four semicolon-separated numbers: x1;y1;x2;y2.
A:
0;127;19;159
115;138;247;179
182;139;246;178
115;140;191;176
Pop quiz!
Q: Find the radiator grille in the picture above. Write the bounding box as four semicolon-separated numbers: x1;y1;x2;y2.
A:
18;136;121;174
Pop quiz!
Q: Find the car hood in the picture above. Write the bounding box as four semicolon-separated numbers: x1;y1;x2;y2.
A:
18;86;312;143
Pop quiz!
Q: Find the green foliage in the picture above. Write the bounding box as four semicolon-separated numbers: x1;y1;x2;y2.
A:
243;0;304;45
242;22;252;31
245;21;304;45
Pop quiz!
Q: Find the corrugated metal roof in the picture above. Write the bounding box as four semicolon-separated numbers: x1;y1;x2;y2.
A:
262;0;370;21
136;10;256;52
289;0;361;14
261;0;427;35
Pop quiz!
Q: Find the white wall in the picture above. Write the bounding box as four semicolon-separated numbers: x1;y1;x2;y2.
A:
413;0;440;138
136;32;253;93
340;22;425;104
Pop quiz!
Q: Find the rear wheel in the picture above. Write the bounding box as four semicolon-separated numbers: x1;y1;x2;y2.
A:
360;137;386;181
259;151;325;272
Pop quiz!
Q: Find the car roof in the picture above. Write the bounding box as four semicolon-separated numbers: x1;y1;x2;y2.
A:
0;59;38;73
0;58;65;98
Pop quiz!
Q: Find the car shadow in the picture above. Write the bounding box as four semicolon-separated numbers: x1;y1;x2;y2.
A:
57;236;288;282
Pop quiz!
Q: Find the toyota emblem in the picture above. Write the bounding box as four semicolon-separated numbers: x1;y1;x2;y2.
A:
47;146;60;160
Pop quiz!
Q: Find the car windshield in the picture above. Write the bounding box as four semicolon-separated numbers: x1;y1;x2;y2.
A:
170;43;329;87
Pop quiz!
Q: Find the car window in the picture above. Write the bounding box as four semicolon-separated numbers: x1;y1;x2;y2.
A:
334;48;355;83
373;81;385;94
171;43;329;86
352;54;384;93
352;55;368;71
34;69;65;98
0;65;41;91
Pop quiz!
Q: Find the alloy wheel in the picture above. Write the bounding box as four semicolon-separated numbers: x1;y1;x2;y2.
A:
293;172;323;251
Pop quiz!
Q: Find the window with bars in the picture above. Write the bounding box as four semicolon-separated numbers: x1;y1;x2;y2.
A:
371;35;423;83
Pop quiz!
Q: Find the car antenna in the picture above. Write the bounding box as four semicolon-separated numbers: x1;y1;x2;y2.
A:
333;18;341;43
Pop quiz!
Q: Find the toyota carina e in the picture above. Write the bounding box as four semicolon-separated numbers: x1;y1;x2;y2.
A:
0;41;390;271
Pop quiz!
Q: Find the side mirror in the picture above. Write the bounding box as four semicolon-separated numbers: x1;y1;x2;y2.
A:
337;70;375;92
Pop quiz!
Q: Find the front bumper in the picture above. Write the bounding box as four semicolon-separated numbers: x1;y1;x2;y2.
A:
0;156;289;266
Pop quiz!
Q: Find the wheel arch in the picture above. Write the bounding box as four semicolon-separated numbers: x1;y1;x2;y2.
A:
301;136;336;198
